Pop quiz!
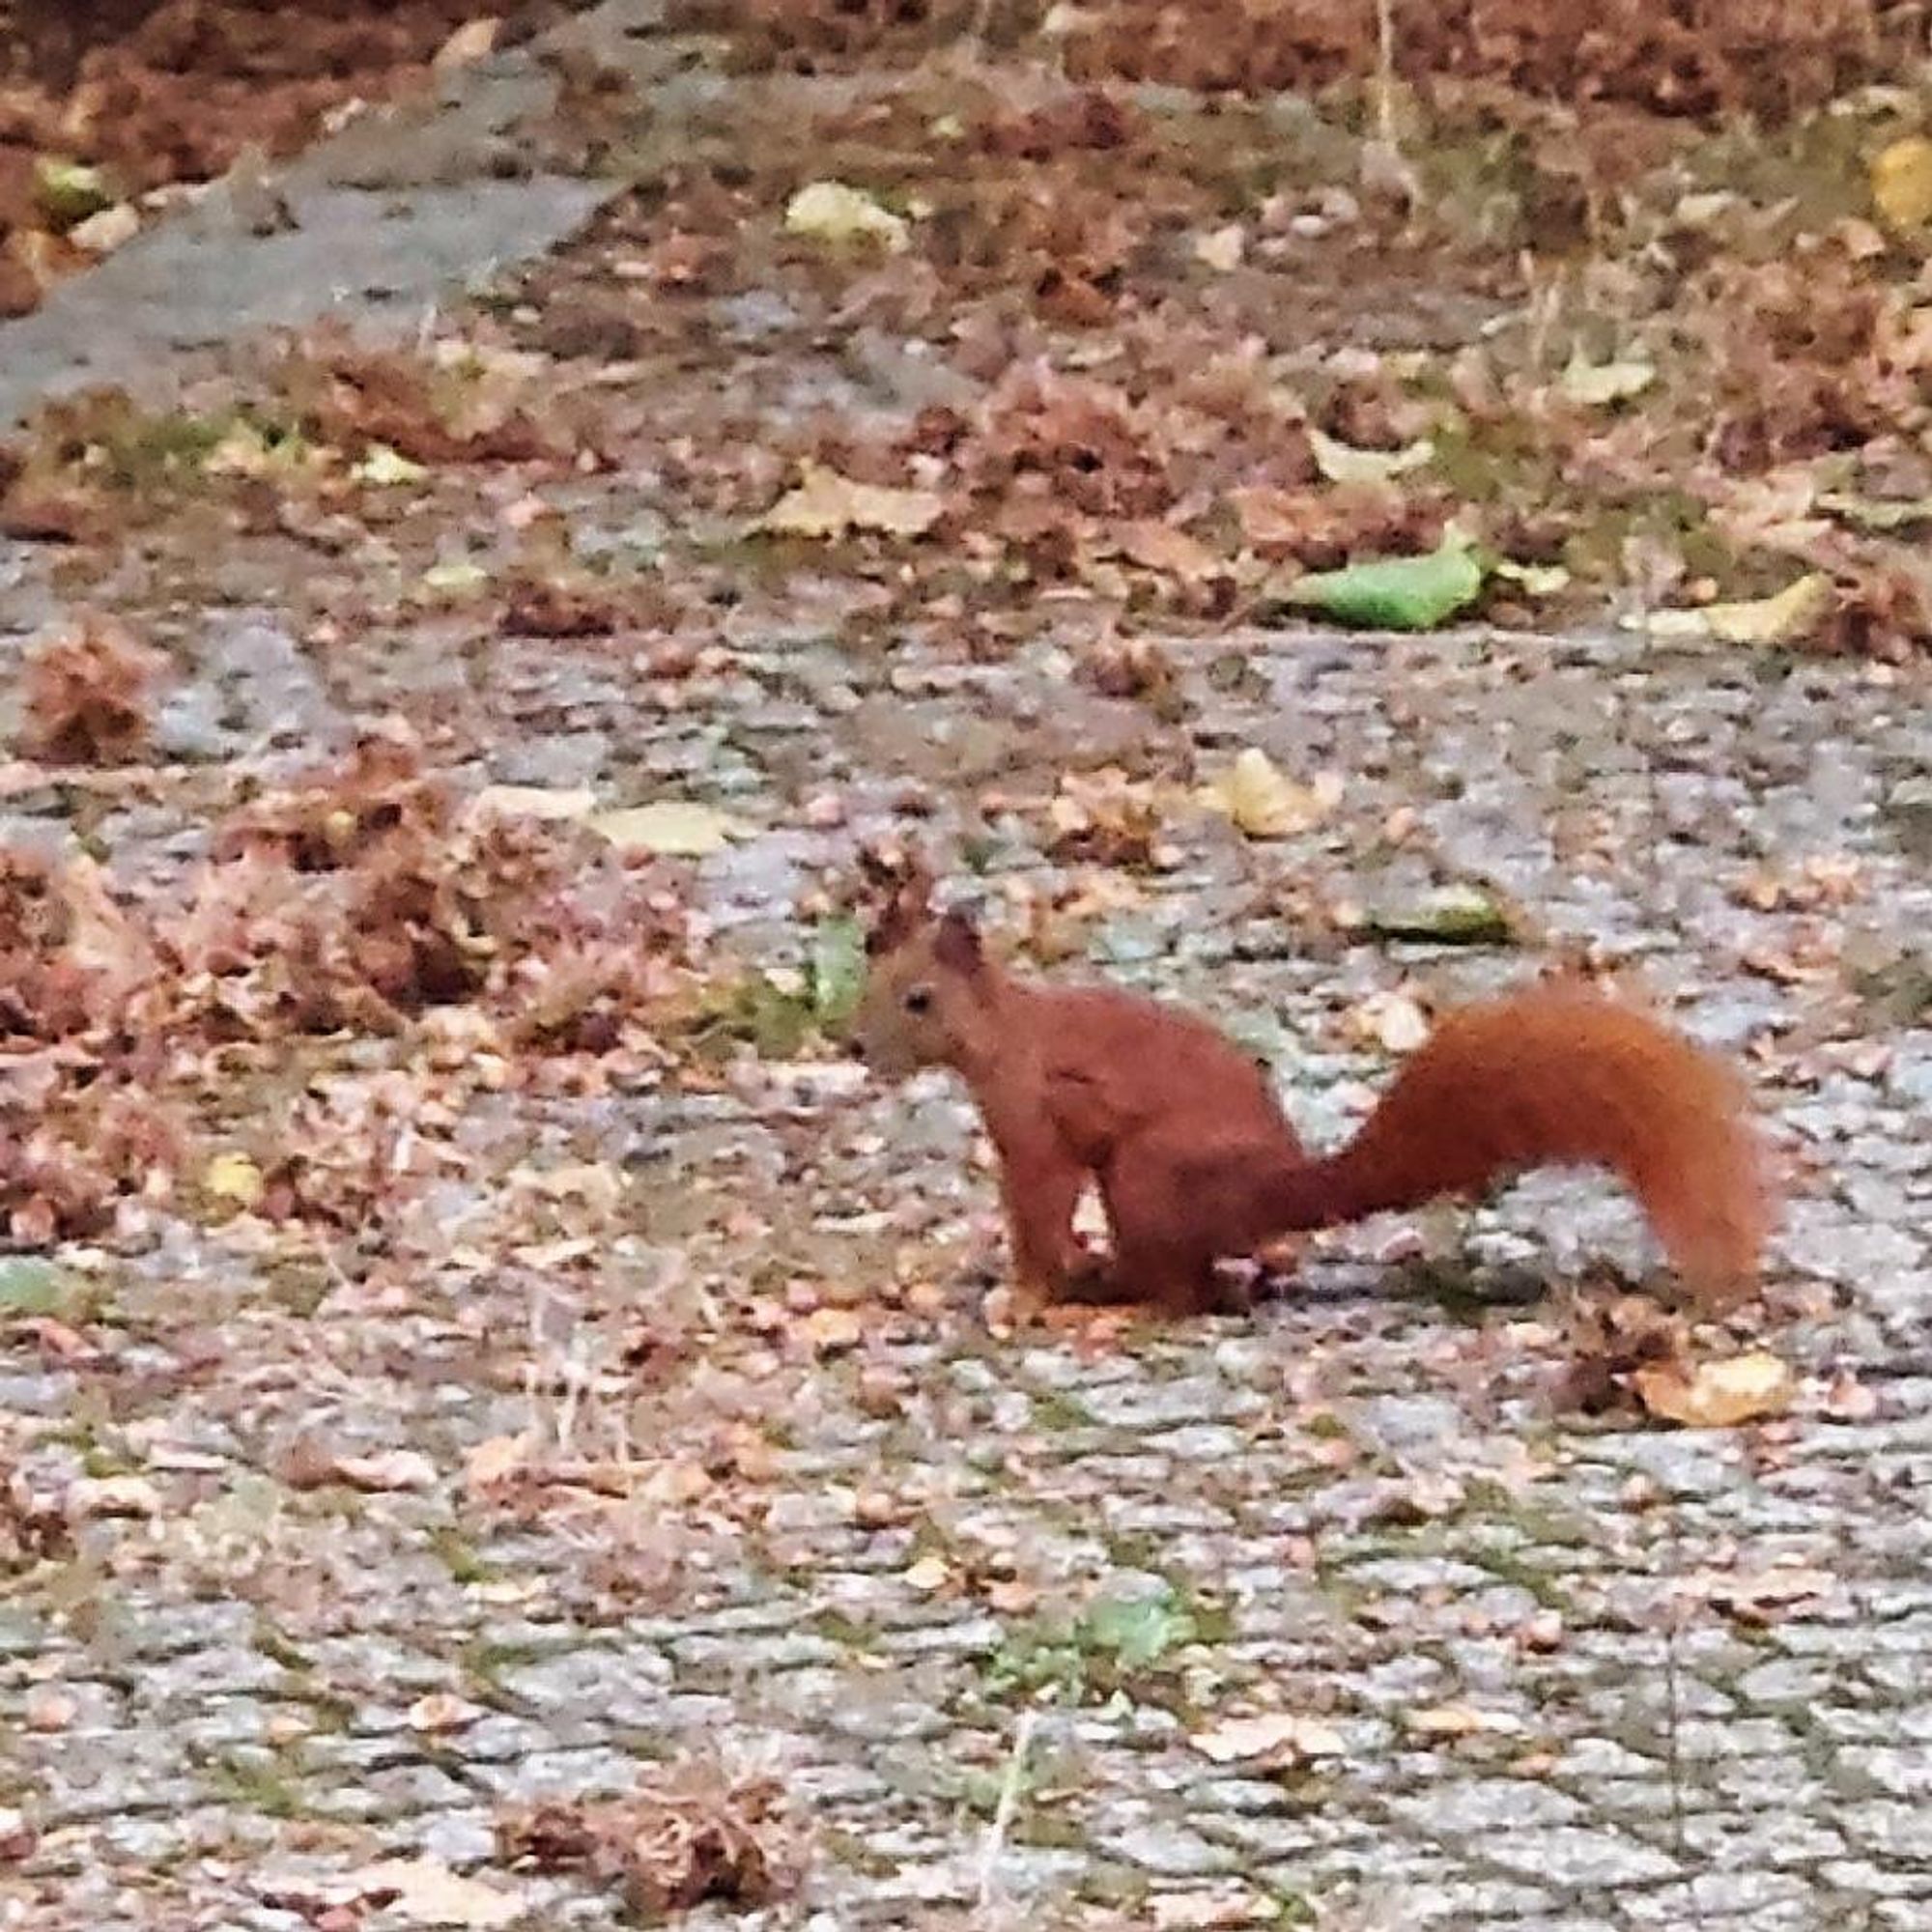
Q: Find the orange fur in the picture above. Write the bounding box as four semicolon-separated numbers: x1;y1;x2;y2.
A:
852;891;1774;1317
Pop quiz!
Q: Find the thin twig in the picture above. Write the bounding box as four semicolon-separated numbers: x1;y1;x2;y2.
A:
976;1709;1037;1913
1374;0;1399;147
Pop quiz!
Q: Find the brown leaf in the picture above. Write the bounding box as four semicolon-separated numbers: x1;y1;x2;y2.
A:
17;614;168;767
1188;1711;1346;1765
497;1756;805;1917
757;463;944;540
465;1433;536;1495
1108;519;1223;581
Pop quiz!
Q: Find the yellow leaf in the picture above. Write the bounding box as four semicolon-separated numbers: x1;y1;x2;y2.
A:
1492;558;1571;597
1558;353;1655;408
1406;1703;1525;1739
1308;426;1435;486
588;800;753;857
433;16;500;71
904;1554;951;1592
783;180;910;252
1197;749;1341;839
1192;223;1245;272
1188;1712;1346;1765
757;461;945;540
1638;574;1832;647
203;1151;265;1211
1631;1350;1794;1429
1872;134;1932;229
352;444;427;488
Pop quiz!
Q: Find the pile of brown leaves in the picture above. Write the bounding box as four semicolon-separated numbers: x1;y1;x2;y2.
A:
498;1756;808;1918
0;0;570;317
0;736;696;1245
700;0;1923;127
15;611;167;766
173;738;689;1048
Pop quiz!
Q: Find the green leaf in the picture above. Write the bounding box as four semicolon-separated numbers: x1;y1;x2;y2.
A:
1278;540;1487;632
1362;885;1517;946
810;915;867;1031
1083;1589;1197;1669
33;156;116;228
0;1259;75;1318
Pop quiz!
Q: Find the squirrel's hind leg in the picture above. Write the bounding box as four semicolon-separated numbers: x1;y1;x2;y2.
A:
1095;1138;1243;1319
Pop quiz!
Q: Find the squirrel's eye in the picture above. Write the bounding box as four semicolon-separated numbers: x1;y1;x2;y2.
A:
903;986;933;1015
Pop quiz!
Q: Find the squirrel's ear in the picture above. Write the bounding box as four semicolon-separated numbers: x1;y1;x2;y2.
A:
861;843;937;956
932;907;984;976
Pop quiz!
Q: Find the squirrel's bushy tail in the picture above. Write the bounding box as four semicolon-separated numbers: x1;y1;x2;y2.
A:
1267;986;1774;1301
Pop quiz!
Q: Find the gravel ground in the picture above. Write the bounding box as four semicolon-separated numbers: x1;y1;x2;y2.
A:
2;7;1930;1931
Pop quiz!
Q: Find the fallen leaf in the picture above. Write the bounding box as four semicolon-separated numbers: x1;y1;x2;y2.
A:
783;180;910;252
203;1151;265;1211
68;204;138;254
810;915;867;1030
1361;884;1516;946
0;1259;77;1318
333;1449;440;1492
1636;574;1832;647
756;463;944;540
33;157;115;228
1308;426;1435;485
904;1554;951;1592
1558;353;1656;408
803;1306;864;1355
466;1433;536;1493
421;558;493;599
1406;1703;1526;1739
409;1691;484;1732
1872;133;1932;229
1349;990;1430;1054
1818;492;1932;533
470;783;599;823
589;801;753;857
1493;558;1571;597
1632;1350;1794;1428
1822;1371;1879;1422
349;1857;524;1929
1197;749;1341;838
1278;540;1487;631
352;444;429;488
1109;519;1222;580
1192;223;1245;272
434;15;500;71
1188;1711;1346;1765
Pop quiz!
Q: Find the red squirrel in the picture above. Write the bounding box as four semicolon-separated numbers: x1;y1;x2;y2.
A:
850;863;1774;1318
